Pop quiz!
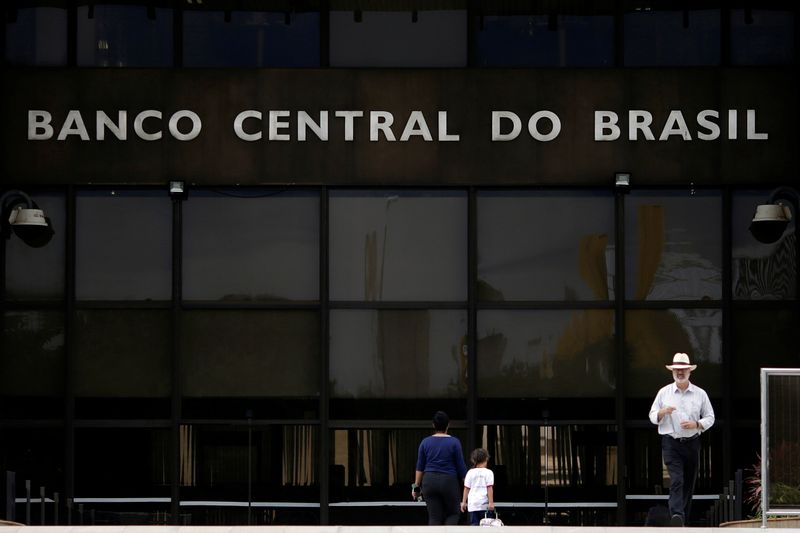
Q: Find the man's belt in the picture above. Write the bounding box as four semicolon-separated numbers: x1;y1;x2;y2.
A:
672;433;700;442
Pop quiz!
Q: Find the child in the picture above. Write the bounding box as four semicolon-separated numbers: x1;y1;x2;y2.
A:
460;448;495;525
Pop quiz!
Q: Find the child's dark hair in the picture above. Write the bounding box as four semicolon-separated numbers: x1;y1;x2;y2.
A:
470;448;490;466
432;411;450;432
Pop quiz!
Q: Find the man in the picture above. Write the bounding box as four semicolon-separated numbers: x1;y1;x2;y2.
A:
649;352;715;527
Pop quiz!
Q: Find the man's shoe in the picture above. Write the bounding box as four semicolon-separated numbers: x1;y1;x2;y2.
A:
670;514;684;527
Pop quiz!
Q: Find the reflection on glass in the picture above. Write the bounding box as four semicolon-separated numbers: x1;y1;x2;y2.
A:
624;9;720;66
74;310;171;397
5;192;65;300
183;11;320;67
182;311;319;397
5;7;68;65
329;10;466;67
76;428;171;497
330;190;467;301
732;190;796;300
330;310;466;398
183;190;319;302
731;9;794;66
77;5;173;67
473;15;613;67
477;310;615;398
76;190;172;301
625;309;722;398
478;191;614;301
1;311;64;396
767;374;800;507
625;191;722;301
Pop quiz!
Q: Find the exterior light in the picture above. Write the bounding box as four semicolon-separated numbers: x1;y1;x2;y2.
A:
169;181;186;198
749;187;798;244
1;189;55;248
615;172;631;188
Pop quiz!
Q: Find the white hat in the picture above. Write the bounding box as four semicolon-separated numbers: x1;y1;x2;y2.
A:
666;352;697;371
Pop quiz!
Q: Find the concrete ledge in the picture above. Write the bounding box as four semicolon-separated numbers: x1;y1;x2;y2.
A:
0;526;773;533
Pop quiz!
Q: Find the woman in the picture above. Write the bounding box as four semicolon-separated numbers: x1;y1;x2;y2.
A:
412;411;468;525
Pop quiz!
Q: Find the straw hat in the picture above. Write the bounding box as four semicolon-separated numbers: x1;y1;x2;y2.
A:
665;352;697;371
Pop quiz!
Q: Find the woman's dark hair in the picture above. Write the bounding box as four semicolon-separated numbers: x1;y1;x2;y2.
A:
432;411;450;432
470;448;490;466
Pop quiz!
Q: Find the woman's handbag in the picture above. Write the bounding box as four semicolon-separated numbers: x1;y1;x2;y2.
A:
479;511;503;527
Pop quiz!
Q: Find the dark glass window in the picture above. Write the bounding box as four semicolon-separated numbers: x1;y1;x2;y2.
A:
75;428;171;498
477;310;616;398
74;310;171;399
329;10;466;67
624;309;723;400
625;191;722;301
5;192;65;301
0;428;65;499
624;7;720;66
183;190;319;303
76;190;172;301
329;190;467;301
183;11;320;67
5;7;67;66
731;9;795;66
77;5;173;67
473;15;613;67
181;311;320;399
330;310;467;399
478;190;615;301
732;190;796;300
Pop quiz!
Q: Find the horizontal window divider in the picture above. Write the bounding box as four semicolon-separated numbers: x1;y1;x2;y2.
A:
477;301;614;310
328;301;466;309
181;301;320;310
730;299;800;309
179;501;319;508
623;300;724;309
73;418;172;428
1;300;65;310
179;418;320;426
0;419;64;429
75;300;171;309
328;419;468;429
477;419;617;426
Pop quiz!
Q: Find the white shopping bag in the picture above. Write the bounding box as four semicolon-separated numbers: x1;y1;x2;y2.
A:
479;511;503;527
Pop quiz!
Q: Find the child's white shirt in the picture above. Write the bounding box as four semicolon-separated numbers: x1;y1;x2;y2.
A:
464;466;494;512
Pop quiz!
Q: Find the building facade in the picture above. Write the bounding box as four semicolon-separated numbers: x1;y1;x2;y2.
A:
1;0;799;526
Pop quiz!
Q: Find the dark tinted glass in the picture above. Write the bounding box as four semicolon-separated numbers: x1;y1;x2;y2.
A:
624;309;722;399
624;8;720;66
477;310;615;398
0;428;65;499
76;190;172;301
77;5;173;67
330;190;467;301
731;9;794;65
5;7;67;66
181;311;320;398
732;190;796;300
183;190;319;302
625;191;722;301
1;311;64;398
473;15;613;67
5;192;65;301
330;310;467;399
74;310;171;399
478;191;615;301
183;11;320;67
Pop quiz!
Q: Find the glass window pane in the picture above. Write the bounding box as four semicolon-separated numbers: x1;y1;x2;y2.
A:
478;190;615;301
5;7;67;66
75;428;171;498
183;190;319;302
5;191;65;301
76;190;172;301
74;310;171;398
624;309;722;399
182;311;319;398
477;310;616;398
731;9;794;66
473;15;613;67
77;5;173;67
329;10;467;67
732;190;796;300
330;310;467;399
625;191;722;301
0;428;65;498
624;8;720;66
330;190;467;301
183;11;320;67
1;311;64;397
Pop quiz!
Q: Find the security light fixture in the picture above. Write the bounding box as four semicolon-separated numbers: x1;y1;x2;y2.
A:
169;181;186;198
1;189;55;248
615;172;631;188
749;186;798;244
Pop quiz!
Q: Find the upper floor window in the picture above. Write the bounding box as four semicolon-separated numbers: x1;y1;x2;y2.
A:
730;8;795;65
624;5;720;66
5;7;67;66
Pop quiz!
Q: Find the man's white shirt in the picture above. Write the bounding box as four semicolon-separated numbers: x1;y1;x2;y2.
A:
649;382;715;438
